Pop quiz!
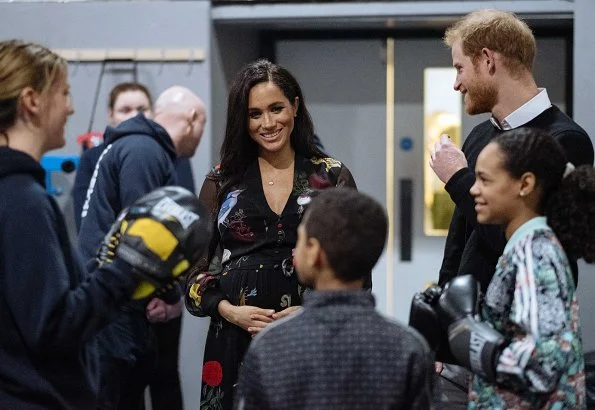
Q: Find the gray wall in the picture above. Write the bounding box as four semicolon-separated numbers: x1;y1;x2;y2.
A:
0;2;212;408
573;0;595;352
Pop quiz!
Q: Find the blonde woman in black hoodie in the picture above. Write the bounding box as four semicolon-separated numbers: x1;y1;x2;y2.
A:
0;40;207;409
0;39;140;410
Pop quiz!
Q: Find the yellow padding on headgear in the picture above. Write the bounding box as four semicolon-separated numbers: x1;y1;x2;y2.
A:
132;281;156;299
172;260;189;278
188;282;202;306
127;218;179;261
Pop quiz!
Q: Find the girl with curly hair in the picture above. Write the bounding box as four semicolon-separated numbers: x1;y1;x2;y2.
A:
467;127;594;409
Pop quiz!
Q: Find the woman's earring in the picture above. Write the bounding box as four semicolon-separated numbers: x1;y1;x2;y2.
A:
519;191;525;197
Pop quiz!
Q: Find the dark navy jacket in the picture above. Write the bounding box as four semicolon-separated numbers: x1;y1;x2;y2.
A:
77;114;182;368
78;114;178;265
73;142;195;231
0;147;137;409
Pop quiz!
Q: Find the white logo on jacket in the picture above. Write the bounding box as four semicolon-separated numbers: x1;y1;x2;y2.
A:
80;144;113;221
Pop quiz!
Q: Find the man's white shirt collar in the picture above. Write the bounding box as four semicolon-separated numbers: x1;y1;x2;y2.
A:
490;88;552;130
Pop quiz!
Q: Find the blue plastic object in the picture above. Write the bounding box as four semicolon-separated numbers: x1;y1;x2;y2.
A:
400;136;413;151
40;155;80;196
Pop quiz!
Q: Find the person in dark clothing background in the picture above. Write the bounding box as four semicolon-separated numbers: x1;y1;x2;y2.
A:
0;39;205;410
72;82;199;410
73;82;153;231
73;82;197;232
78;85;206;409
235;188;434;409
428;9;594;407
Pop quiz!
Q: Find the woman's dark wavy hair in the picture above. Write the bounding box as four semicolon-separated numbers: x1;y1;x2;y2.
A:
215;59;326;201
493;127;595;261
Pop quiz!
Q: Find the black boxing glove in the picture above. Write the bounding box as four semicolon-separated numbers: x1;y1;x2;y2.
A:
409;284;443;351
436;275;505;382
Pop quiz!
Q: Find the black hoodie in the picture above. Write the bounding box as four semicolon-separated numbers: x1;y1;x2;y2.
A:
78;114;178;265
0;147;137;409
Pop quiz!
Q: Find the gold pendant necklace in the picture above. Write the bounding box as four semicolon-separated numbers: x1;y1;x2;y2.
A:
262;160;293;187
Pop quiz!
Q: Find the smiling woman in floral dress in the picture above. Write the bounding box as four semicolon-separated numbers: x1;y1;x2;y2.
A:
186;59;363;409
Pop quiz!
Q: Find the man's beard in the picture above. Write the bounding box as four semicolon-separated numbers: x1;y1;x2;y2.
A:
465;77;497;116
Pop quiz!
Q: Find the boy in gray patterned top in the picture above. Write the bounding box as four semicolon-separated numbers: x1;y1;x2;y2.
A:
234;187;434;409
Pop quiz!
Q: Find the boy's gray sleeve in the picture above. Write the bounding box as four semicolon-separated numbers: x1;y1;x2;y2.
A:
403;337;436;410
234;346;268;410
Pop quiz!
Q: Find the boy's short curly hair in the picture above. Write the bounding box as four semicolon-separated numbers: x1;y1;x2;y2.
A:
303;187;387;282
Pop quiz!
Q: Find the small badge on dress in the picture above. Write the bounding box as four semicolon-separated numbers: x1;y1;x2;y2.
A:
297;194;312;217
297;194;312;206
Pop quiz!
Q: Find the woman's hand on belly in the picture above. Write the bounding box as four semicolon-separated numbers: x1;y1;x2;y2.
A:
247;306;302;336
246;311;276;336
272;306;302;321
218;300;275;333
